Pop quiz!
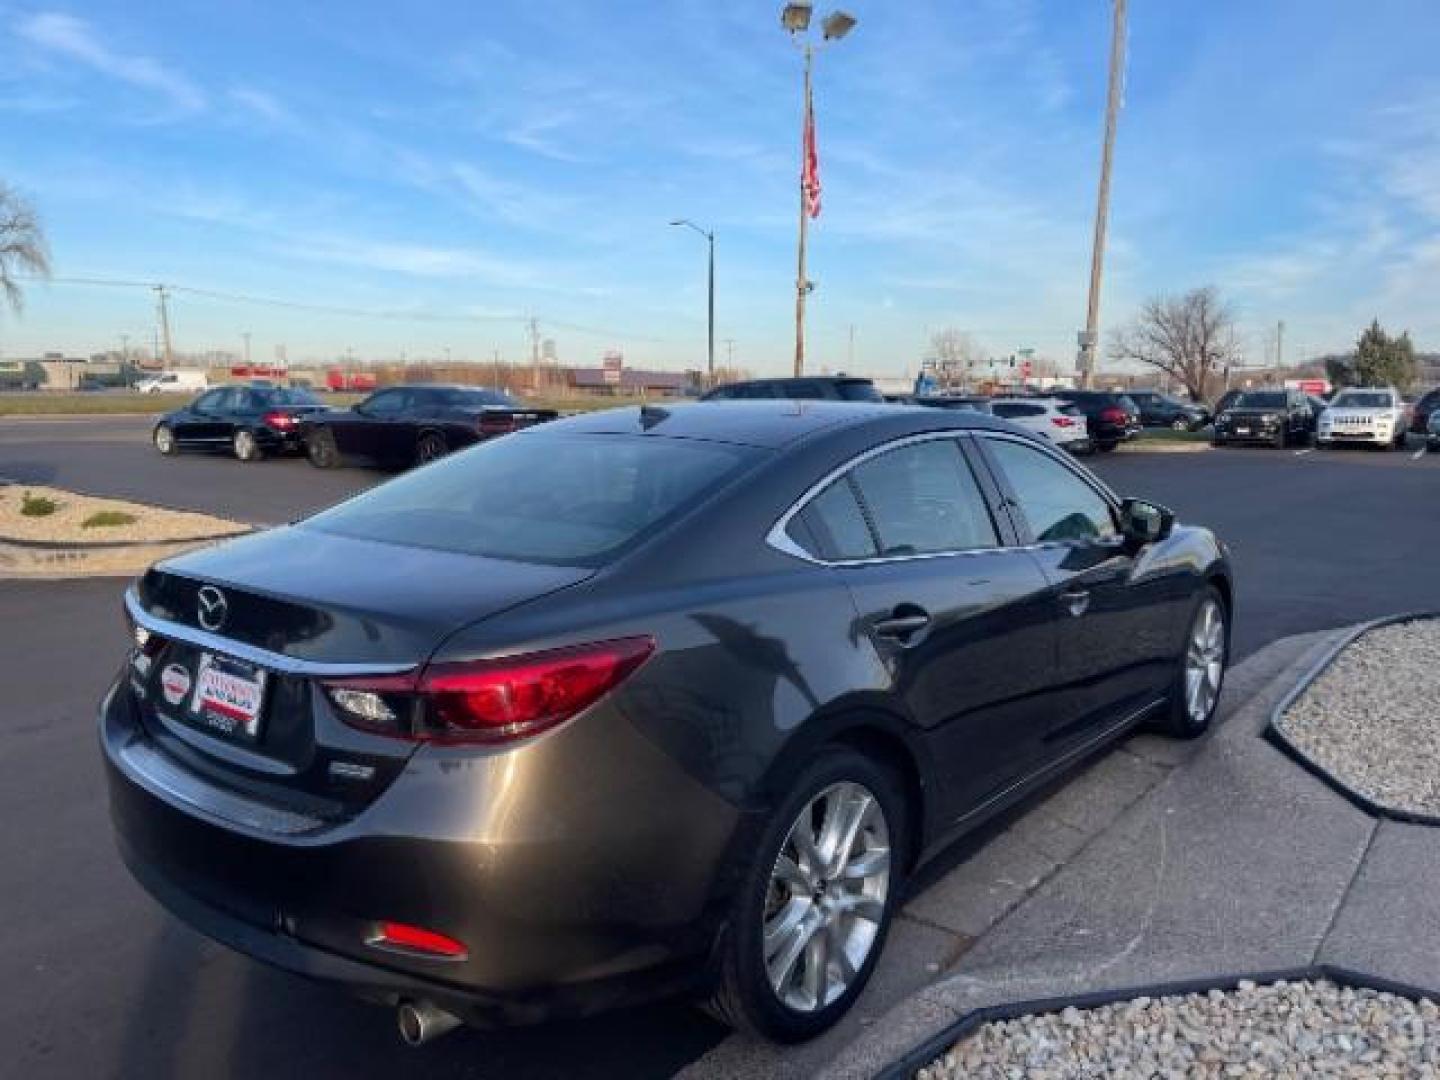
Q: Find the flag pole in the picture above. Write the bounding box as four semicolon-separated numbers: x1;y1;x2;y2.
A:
793;44;813;378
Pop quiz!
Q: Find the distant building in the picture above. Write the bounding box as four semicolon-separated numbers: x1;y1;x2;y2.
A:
567;367;692;397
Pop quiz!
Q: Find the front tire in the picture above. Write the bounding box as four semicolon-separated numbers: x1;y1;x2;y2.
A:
705;748;905;1043
233;429;263;463
1154;587;1227;738
153;425;176;456
1170;417;1189;431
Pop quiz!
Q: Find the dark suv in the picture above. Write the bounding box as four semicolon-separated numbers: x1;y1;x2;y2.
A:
1126;390;1210;431
701;376;883;402
1410;387;1440;435
1211;388;1315;447
1051;390;1142;451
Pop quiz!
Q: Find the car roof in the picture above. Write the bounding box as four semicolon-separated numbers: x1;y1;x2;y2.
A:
530;400;1011;449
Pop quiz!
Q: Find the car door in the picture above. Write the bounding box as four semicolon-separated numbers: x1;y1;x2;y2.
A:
799;434;1059;824
974;433;1179;747
174;389;231;447
332;388;408;460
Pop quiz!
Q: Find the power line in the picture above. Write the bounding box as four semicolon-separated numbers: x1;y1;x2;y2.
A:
30;275;661;341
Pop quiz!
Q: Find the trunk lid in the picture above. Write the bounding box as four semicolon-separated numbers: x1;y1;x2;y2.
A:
127;526;593;816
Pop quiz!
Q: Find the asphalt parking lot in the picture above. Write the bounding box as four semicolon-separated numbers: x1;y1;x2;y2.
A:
2;415;1439;1079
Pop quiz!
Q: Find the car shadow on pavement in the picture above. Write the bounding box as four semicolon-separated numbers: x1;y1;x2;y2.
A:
118;925;727;1080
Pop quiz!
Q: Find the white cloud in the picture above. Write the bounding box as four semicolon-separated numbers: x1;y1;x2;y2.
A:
17;12;205;114
227;86;295;130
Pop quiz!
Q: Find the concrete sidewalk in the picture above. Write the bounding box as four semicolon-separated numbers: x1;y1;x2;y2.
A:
680;627;1340;1080
815;621;1440;1078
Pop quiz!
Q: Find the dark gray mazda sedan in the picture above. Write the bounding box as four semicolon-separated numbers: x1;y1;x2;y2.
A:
101;401;1232;1044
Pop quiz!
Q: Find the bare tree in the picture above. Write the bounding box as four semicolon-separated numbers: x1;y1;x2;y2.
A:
0;184;51;315
928;328;985;389
1108;286;1238;402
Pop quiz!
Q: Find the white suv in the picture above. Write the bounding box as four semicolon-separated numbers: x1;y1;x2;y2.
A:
990;397;1093;454
1317;387;1409;450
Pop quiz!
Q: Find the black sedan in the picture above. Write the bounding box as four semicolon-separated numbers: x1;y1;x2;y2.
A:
103;402;1231;1046
153;385;329;462
301;384;557;470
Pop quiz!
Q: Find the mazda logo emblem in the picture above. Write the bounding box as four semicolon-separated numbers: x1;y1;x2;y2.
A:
196;585;229;632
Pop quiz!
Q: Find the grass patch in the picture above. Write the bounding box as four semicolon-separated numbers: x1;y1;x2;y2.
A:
1139;427;1210;442
20;491;59;517
81;510;139;528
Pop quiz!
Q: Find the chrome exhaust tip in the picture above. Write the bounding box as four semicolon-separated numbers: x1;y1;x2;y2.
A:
397;1000;462;1047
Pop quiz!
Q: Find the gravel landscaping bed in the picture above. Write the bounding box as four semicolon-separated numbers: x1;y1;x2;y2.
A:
1275;618;1440;819
918;979;1440;1079
0;483;247;544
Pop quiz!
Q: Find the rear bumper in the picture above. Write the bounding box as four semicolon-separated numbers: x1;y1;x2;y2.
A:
99;675;744;1025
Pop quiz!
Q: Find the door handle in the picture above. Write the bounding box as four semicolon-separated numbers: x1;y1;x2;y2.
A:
1060;589;1091;617
873;611;931;640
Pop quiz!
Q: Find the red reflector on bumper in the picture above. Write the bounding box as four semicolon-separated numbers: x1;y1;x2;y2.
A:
372;921;468;960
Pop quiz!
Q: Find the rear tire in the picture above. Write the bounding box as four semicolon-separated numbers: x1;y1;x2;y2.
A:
306;428;339;469
153;425;176;456
1153;586;1228;739
704;747;906;1043
1272;428;1286;449
1096;440;1118;453
415;430;448;466
233;429;263;463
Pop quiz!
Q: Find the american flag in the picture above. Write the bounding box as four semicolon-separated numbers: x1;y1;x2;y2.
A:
802;84;821;219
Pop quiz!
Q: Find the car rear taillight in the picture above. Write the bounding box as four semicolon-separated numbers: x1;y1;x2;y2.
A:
1100;406;1127;423
324;636;655;745
1051;416;1077;428
262;410;297;430
478;412;517;436
369;921;468;960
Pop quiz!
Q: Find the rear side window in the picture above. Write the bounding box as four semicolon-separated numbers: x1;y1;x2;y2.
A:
849;440;998;556
306;434;753;566
790;479;878;560
985;439;1116;544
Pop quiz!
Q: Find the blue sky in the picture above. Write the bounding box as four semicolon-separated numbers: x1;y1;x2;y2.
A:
2;0;1439;376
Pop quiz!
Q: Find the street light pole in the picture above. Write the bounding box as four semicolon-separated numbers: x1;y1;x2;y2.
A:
669;219;716;386
781;4;856;377
793;43;813;377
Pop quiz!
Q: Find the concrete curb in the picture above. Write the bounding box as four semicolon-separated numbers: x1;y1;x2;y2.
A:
1267;611;1440;828
1114;441;1210;454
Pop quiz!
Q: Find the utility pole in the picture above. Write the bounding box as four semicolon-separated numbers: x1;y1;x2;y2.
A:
847;323;855;370
153;285;174;369
492;348;501;390
723;338;736;372
528;317;541;392
1079;0;1128;388
794;43;814;377
1276;320;1285;370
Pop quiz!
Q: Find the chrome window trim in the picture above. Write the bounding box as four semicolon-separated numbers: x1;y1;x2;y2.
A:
765;430;1007;568
124;588;417;678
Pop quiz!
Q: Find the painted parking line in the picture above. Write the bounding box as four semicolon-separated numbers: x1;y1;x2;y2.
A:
1414;447;1429;461
1294;448;1315;457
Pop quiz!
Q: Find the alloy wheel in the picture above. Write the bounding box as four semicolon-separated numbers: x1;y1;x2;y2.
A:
762;781;890;1013
234;430;256;461
416;433;446;464
154;426;174;454
1185;598;1225;725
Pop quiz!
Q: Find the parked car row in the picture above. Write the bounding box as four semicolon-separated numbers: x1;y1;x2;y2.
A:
1212;386;1415;450
153;384;558;469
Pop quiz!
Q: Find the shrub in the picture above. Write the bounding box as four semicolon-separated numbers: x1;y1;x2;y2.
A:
20;491;59;517
81;510;138;528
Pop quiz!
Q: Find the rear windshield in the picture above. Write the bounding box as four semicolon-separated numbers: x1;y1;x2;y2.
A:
1330;391;1393;409
1234;391;1286;408
836;381;884;402
256;388;320;406
304;433;754;565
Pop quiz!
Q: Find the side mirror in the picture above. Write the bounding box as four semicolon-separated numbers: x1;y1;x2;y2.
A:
1120;497;1175;547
